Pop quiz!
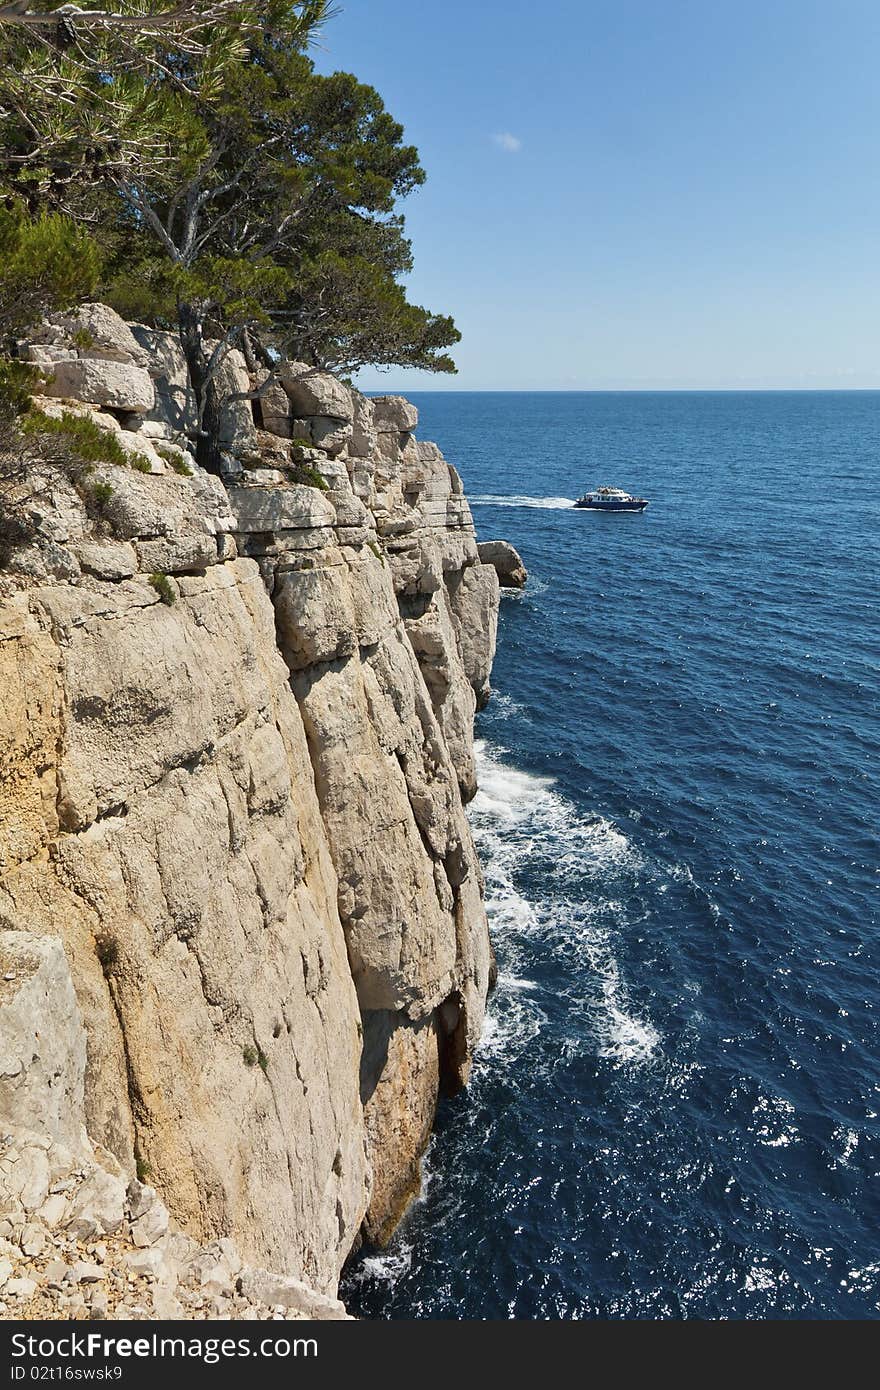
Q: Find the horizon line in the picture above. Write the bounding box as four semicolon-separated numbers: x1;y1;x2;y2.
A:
362;385;880;395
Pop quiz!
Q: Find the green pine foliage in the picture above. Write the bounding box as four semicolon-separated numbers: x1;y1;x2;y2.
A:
0;360;45;416
22;409;129;469
0;204;102;341
92;481;114;509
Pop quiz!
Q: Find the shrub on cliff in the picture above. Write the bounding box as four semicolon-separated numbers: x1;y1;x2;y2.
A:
0;397;143;566
148;572;176;605
0;202;103;471
0;203;102;343
0;399;93;565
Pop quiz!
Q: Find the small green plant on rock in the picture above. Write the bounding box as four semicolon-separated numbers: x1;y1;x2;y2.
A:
242;1043;269;1072
155;445;193;476
129;453;153;473
71;328;96;352
0;360;43;414
295;463;328;491
95;933;119;975
149;572;175;605
83;479;115;531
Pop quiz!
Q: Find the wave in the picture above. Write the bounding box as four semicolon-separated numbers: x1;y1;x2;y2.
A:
469;494;576;510
469;740;660;1070
345;1243;414;1292
480;690;530;723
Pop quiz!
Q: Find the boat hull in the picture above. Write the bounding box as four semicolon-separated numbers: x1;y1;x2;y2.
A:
574;499;648;511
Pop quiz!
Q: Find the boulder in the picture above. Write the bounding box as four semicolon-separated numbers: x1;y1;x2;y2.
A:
256;378;292;438
349;392;377;458
20;1223;46;1257
371;395;418;433
26;345;76;368
130;326;196;437
123;1247;164;1279
42;359;155;414
94;467;217;542
126;1181;158;1222
66;1170;126;1237
187;468;237;535
73;542;137;582
477;539;528;588
53;304;151;367
416;440;443;463
5;1276;37;1299
310;416;353;456
211;346;259;462
237;1268;348;1320
130;1202;169;1247
279;362;353;422
134;535;218;576
273;563;359;671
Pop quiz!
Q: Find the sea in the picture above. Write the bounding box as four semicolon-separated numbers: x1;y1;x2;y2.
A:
340;391;879;1320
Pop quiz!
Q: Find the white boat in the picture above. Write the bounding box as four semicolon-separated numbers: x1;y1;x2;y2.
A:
574;486;649;512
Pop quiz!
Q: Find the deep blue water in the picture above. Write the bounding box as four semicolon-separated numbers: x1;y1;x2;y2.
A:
342;392;880;1319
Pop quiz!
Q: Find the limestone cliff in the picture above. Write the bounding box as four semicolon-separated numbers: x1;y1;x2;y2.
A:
0;305;502;1310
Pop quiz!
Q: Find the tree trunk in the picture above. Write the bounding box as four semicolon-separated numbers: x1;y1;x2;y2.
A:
177;301;224;475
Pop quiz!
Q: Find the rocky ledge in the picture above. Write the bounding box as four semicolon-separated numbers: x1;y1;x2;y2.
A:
0;304;521;1316
477;540;528;590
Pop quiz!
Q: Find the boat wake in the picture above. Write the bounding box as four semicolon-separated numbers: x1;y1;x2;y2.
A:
469;493;576;510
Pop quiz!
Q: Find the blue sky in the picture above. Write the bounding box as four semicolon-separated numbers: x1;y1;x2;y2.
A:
314;1;880;391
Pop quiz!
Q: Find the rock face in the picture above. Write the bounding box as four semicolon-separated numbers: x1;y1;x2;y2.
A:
0;932;347;1321
0;305;522;1314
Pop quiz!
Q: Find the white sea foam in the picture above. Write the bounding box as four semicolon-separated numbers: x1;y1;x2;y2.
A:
348;1244;414;1288
596;978;661;1064
482;690;529;723
469;494;577;510
344;1140;436;1293
475;991;544;1064
468;740;660;1070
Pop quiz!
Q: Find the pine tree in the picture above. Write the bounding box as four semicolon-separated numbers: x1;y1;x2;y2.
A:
0;3;460;474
